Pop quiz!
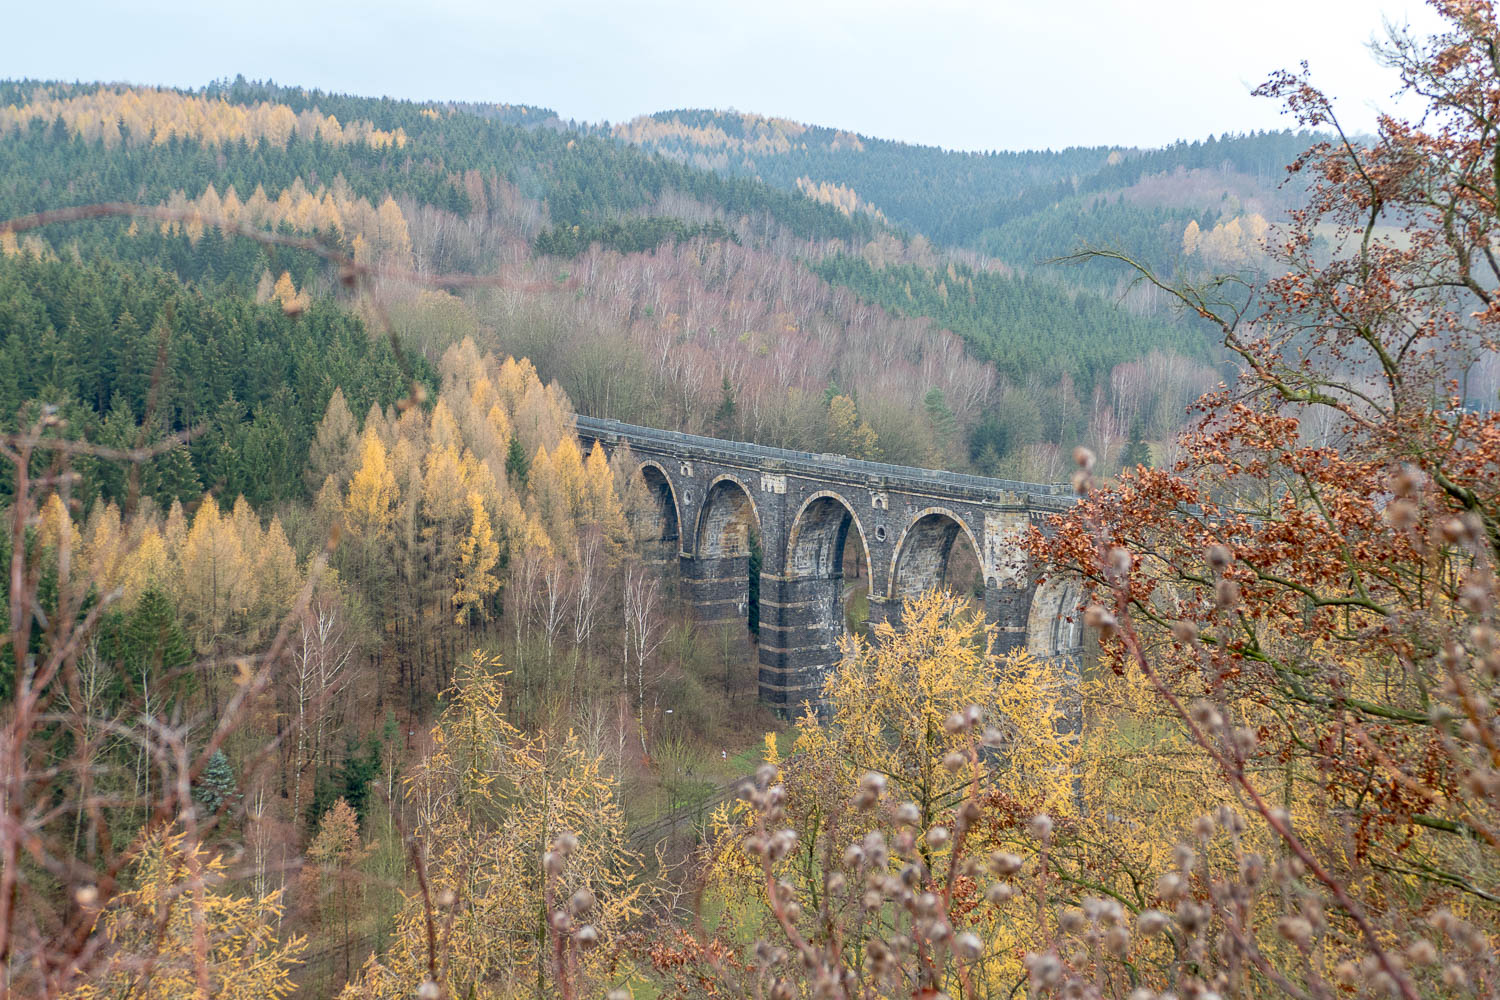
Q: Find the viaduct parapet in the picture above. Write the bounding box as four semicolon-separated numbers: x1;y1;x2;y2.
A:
576;416;1086;713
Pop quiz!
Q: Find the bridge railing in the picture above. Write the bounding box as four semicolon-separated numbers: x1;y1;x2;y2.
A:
575;415;1075;504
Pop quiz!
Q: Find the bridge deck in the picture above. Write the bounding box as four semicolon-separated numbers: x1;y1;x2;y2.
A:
575;415;1074;509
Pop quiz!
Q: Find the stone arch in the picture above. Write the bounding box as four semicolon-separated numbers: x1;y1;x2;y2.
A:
1026;573;1086;659
756;492;873;711
786;491;870;580
693;474;760;559
635;460;681;547
887;507;985;602
683;475;760;630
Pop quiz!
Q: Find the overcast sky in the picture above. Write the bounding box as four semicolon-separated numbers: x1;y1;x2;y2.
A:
9;0;1447;152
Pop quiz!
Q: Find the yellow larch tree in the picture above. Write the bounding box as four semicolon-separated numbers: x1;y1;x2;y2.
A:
453;492;501;625
81;500;127;596
344;430;398;546
525;445;577;556
827;393;880;460
343;652;640;1000
65;830;306;1000
582;441;630;551
178;497;250;653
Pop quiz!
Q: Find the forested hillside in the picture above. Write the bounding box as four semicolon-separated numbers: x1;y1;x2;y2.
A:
0;78;1225;485
10;4;1500;996
613;109;1314;271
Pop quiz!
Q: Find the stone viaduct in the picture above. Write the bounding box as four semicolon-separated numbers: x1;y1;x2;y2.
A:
576;416;1087;712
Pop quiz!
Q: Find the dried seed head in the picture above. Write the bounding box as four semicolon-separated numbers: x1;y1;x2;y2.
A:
1137;909;1169;935
553;831;579;855
895;829;917;857
417;980;441;1000
989;851;1024;875
1105;925;1131;956
1107;546;1133;577
549;909;572;933
74;885;99;907
1156;872;1186;901
943;750;968;772
1171;619;1199;643
1383;499;1418;531
436;889;456;907
955;932;984;960
574;924;599;949
1391;466;1423;499
1073;446;1096;471
1189;701;1223;729
926;825;951;849
895;802;921;827
1216;805;1242;833
1206;544;1233;570
986;882;1015;904
755;763;777;787
844;843;865;868
1441;517;1470;544
766;829;798;862
542;851;564;876
1215;577;1241;609
1029;814;1054;840
1176;900;1208;931
860;772;887;797
1071;469;1093;495
1407;939;1438;965
1024;951;1064;988
1058;907;1087;934
981;726;1005;748
1083;605;1117;631
569;888;595;915
1276;916;1313;946
1460;568;1495;614
944;710;968;734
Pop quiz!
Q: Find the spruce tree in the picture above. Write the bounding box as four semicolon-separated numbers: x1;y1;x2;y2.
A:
192;749;237;815
1120;419;1151;471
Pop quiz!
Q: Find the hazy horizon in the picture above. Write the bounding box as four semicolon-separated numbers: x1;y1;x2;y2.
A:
10;1;1445;153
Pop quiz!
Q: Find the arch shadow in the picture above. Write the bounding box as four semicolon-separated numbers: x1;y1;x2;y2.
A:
886;506;985;605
